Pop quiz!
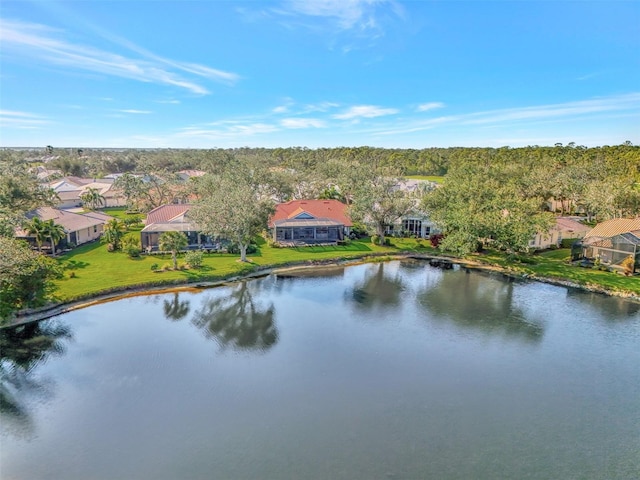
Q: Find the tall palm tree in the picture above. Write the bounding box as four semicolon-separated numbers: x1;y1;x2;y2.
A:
44;220;66;256
23;217;48;252
158;231;188;270
80;187;106;210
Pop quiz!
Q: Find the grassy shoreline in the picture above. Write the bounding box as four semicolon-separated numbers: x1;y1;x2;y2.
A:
4;238;639;328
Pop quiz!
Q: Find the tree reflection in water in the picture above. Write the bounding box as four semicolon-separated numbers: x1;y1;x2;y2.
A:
348;262;405;311
0;320;72;436
417;270;544;343
163;293;191;321
191;280;277;352
565;289;640;320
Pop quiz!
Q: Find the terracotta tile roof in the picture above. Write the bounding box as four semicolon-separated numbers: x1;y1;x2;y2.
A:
269;199;351;228
145;204;193;225
584;218;640;239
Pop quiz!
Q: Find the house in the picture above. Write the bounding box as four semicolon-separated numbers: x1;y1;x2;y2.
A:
16;207;110;251
140;204;213;251
269;199;352;245
580;218;640;273
529;217;590;250
48;177;125;209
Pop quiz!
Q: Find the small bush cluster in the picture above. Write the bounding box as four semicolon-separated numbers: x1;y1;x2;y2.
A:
184;250;204;269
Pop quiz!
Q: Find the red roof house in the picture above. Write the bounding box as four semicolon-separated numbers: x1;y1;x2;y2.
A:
269;199;352;245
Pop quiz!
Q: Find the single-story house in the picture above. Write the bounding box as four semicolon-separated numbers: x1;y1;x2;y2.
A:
140;204;213;251
16;207;110;251
385;211;439;239
529;217;590;250
580;218;640;273
48;177;125;209
269;199;352;245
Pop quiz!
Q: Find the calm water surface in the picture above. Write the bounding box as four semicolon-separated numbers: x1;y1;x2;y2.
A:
1;261;639;479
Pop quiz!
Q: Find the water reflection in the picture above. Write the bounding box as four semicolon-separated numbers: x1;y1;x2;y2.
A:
163;293;191;321
348;263;405;311
418;270;544;342
0;320;72;436
191;280;278;352
565;289;640;320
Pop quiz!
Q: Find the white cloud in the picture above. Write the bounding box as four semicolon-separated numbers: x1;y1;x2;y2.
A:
155;99;181;104
374;93;640;136
333;104;399;120
177;122;279;139
282;0;400;31
417;102;445;112
116;109;152;114
302;101;340;113
0;18;240;95
281;118;327;129
0;110;50;128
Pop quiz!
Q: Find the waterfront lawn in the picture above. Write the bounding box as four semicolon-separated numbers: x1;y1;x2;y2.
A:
53;237;433;302
473;249;640;295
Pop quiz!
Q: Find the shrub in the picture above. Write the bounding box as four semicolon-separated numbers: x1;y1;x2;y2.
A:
123;215;142;229
430;233;444;248
350;222;368;238
371;235;380;245
621;255;635;276
184;250;204;269
122;233;142;258
226;243;257;255
150;263;159;271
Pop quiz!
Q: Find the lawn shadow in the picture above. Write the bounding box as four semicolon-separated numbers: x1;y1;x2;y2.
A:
64;260;89;270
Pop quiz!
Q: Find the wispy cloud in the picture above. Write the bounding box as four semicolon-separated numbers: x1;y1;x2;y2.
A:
0;110;50;129
177;122;279;139
417;102;445;112
333;104;399;120
282;0;402;31
0;18;240;95
115;109;153;114
375;93;640;135
281;118;326;129
270;0;404;49
155;99;181;104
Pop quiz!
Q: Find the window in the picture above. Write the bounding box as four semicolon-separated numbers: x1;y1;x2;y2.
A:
402;219;422;236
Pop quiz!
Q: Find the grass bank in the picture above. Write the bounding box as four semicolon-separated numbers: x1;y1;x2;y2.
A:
469;249;640;297
52;236;434;303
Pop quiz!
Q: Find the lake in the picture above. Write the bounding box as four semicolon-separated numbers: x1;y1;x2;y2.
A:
1;260;639;479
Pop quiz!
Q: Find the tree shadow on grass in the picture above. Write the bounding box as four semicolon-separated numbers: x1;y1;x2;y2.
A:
63;260;89;270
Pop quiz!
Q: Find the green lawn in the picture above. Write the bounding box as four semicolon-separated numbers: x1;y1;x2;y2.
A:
52;240;639;304
53;236;433;302
101;207;141;221
471;249;640;296
405;175;445;183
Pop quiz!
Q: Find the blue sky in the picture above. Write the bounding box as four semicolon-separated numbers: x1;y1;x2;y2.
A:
1;0;639;148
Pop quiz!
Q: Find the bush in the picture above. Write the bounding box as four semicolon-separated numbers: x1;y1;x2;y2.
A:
150;263;159;271
226;243;257;255
430;233;444;248
371;235;380;245
184;250;204;269
121;233;142;258
350;222;368;238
